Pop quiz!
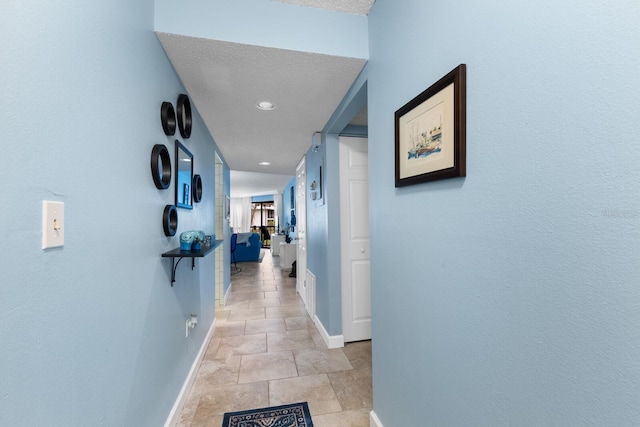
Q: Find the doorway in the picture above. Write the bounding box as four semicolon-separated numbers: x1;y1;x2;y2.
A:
250;201;275;247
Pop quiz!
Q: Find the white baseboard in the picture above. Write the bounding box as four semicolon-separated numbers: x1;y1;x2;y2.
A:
370;410;383;427
314;315;344;349
164;317;217;427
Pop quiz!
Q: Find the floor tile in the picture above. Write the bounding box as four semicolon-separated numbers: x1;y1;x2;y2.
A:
343;340;372;370
265;305;308;319
238;351;298;383
175;388;202;427
248;298;281;309
233;284;277;293
245;318;286;335
280;296;303;306
215;309;230;323
203;337;221;358
269;374;342;416
293;347;353;376
327;368;373;411
285;316;315;331
310;329;329;350
311;408;371;427
265;290;298;299
221;301;250;311
267;330;315;352
227;308;266;322
215;334;267;359
227;291;265;302
212;320;245;338
191;381;269;421
193;355;241;389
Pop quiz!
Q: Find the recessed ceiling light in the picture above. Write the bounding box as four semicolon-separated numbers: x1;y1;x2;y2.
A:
259;161;271;166
256;101;275;111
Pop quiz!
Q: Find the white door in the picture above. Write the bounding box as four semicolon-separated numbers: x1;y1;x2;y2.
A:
339;137;371;342
295;157;308;307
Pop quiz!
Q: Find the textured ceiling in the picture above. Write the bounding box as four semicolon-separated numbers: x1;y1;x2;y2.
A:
273;0;375;15
157;34;366;176
157;0;373;196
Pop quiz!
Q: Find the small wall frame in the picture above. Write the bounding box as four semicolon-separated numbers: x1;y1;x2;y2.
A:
395;64;466;187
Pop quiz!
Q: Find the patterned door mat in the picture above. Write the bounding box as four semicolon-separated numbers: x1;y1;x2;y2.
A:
222;402;313;427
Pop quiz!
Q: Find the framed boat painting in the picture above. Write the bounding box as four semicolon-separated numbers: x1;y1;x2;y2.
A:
395;64;466;187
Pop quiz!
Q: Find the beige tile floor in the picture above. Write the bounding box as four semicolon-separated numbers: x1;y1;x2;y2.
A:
176;250;372;427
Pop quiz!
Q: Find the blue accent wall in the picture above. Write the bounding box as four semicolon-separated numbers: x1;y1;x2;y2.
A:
368;1;640;425
0;1;229;425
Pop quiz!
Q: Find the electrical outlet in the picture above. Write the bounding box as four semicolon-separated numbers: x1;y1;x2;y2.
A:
42;201;64;249
185;314;198;337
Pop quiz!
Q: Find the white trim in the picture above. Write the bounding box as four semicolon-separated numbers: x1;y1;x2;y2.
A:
164;318;217;427
370;410;383;427
314;315;344;349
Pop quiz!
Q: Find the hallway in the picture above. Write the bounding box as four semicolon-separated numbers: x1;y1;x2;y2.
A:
176;250;372;426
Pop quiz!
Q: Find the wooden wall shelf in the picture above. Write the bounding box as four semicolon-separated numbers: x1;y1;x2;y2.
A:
162;239;223;285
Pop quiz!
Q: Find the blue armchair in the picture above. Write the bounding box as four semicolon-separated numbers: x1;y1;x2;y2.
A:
233;232;262;262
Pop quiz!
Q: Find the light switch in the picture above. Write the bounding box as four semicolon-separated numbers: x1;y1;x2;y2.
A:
42;201;64;249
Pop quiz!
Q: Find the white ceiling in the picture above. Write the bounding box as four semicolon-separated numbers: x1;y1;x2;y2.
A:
157;0;373;197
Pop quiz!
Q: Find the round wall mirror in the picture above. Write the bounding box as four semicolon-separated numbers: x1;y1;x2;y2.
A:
177;94;192;139
151;144;171;189
193;174;202;203
161;102;176;136
163;205;178;236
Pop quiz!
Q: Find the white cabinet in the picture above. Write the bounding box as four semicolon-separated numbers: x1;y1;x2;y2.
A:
279;241;297;270
271;234;286;256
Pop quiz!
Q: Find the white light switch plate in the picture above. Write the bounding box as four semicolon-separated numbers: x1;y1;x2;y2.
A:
42;201;64;249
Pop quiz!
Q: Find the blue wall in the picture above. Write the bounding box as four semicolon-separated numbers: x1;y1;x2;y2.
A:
368;0;640;425
0;1;229;425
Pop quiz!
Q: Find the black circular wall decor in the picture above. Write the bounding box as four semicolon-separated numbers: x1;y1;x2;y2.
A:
192;174;202;203
151;144;171;189
161;102;176;136
163;205;178;236
177;94;192;139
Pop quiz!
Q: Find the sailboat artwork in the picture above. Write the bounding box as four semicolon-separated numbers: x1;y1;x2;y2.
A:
395;64;466;187
406;102;444;161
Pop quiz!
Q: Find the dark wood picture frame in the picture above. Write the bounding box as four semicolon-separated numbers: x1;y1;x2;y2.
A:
395;64;466;187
